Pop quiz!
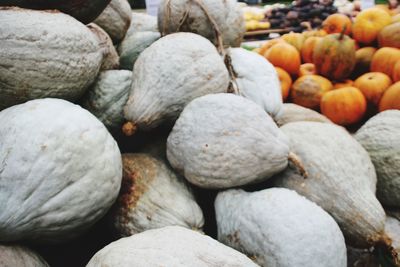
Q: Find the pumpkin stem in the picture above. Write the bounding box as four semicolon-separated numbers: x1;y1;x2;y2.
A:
288;152;308;178
373;234;399;267
224;53;240;95
339;24;347;40
122;121;137;136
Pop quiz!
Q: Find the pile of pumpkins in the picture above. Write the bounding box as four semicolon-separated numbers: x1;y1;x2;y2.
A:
0;0;400;267
256;6;400;127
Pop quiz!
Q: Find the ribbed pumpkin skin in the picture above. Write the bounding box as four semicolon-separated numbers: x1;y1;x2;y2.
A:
354;72;392;106
379;82;400;111
313;33;356;81
378;22;400;48
321;87;367;126
393;60;400;82
265;42;301;75
0;0;111;24
281;32;305;51
301;37;321;63
371;47;400;77
322;14;352;35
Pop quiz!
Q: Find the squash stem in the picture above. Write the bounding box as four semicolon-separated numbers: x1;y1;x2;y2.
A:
122;121;137;136
288;152;308;178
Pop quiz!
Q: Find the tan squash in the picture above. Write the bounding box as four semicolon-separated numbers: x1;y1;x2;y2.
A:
291;75;333;110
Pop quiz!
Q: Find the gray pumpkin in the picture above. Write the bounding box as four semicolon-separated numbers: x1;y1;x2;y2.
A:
167;93;294;189
275;103;332;127
0;8;102;111
228;47;283;118
158;0;245;47
215;188;347;267
0;99;122;243
87;23;120;70
126;12;158;38
110;153;204;236
93;0;132;43
81;70;132;131
118;31;161;70
274;121;385;248
0;244;49;267
86;226;259;267
355;110;400;208
124;32;229;134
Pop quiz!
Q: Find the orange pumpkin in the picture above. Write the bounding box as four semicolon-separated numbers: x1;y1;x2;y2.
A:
302;29;328;39
264;42;301;75
275;67;292;102
298;63;317;76
313;32;356;81
281;32;305;51
379;81;400;111
322;14;352;35
354;72;392;105
375;4;392;15
333;79;354;89
371;47;400;77
259;38;285;56
354;47;377;75
378;22;400;48
291;75;333;110
320;87;367;126
352;8;392;44
301;37;322;63
393;60;400;82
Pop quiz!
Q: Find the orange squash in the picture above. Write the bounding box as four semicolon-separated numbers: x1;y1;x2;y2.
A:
259;38;285;56
313;32;356;81
320;87;367;126
393;60;400;82
333;79;354;89
354;72;392;105
281;32;305;51
275;67;292;102
378;22;400;48
302;29;328;39
264;42;301;75
379;81;400;111
298;63;316;76
392;14;400;24
322;14;352;35
352;8;392;44
301;37;322;63
371;47;400;77
291;75;333;110
354;47;377;75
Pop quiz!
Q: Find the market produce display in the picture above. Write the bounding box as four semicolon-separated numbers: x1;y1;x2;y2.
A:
0;0;400;266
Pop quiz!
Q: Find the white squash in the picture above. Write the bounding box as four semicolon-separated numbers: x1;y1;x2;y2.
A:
355;110;400;208
158;0;245;47
228;48;283;118
110;153;204;236
93;0;132;43
87;23;120;70
86;226;258;267
0;244;49;267
167;93;292;189
275;103;332;126
274;121;385;248
124;32;229;134
0;8;102;110
126;12;158;37
215;188;347;267
81;70;132;131
0;98;122;243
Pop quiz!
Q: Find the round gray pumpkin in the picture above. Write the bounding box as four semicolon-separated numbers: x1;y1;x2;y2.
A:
228;47;283;118
0;8;102;111
0;244;49;267
86;226;259;267
215;188;347;267
355;110;400;208
118;31;161;70
110;153;204;236
126;12;158;38
274;121;385;248
124;32;229;133
93;0;132;43
87;23;120;71
275;103;332;127
167;93;290;189
158;0;245;47
0;98;122;243
81;70;132;131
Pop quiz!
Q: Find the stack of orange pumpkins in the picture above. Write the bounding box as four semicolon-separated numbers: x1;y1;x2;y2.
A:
256;6;400;127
